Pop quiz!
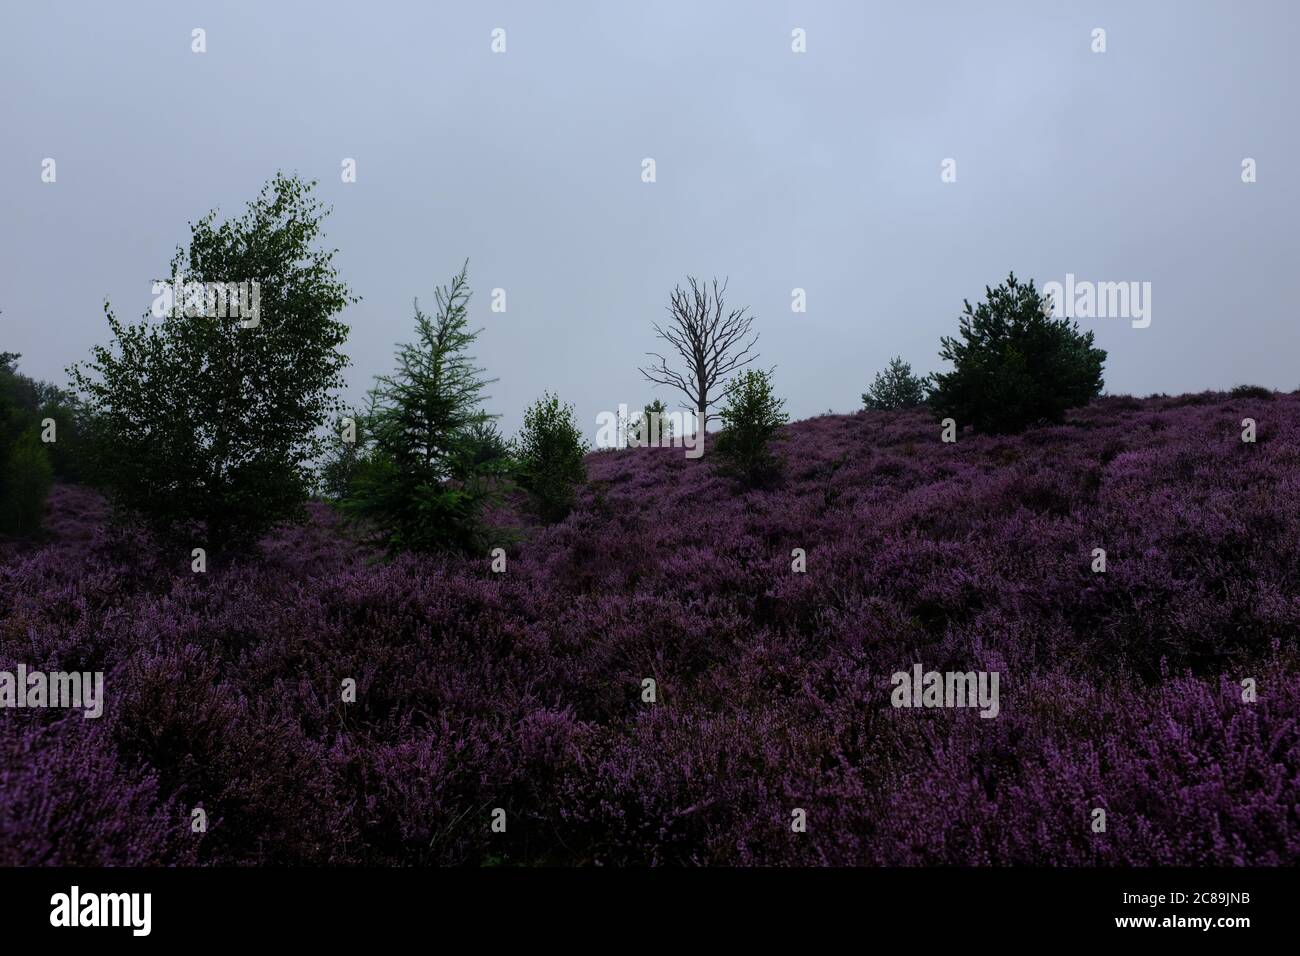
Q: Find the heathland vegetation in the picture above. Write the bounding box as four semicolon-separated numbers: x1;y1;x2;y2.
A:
1;174;1295;865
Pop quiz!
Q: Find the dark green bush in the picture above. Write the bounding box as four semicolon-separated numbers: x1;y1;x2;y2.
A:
1230;384;1275;401
514;393;588;523
462;420;513;472
317;413;368;502
713;369;788;487
629;399;674;444
35;401;89;483
1;427;53;535
0;350;90;485
927;272;1106;434
862;357;928;411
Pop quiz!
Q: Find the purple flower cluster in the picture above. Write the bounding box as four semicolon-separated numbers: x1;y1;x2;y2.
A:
1;392;1297;865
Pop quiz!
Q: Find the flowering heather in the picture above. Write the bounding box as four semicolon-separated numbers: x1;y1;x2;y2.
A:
1;391;1298;865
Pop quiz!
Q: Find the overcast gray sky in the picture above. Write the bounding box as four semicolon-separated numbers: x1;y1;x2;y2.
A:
2;0;1297;439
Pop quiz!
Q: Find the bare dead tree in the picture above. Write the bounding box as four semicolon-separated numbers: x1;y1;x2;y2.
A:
638;276;759;427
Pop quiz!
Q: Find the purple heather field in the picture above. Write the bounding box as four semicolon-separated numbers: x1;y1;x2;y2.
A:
1;391;1298;866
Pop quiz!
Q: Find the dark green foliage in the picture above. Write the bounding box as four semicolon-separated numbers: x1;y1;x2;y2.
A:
0;362;15;457
0;348;89;483
317;412;367;502
713;369;788;486
68;173;354;554
862;356;928;410
927;272;1106;434
0;347;85;533
34;400;89;483
1230;384;1275;401
0;356;23;522
1;426;53;535
462;420;513;472
514;392;588;523
341;264;500;553
629;398;674;444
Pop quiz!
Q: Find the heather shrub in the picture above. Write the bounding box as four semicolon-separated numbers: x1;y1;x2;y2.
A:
2;393;1299;866
862;356;928;410
1100;394;1144;413
69;172;354;555
713;369;788;486
514;392;588;523
342;264;501;553
0;720;197;866
928;272;1106;434
1158;391;1216;408
873;674;1300;865
1;426;53;535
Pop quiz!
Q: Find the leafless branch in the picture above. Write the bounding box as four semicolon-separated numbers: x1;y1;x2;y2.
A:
637;276;759;426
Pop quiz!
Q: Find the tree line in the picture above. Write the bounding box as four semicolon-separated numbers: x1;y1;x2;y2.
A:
2;172;1108;554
